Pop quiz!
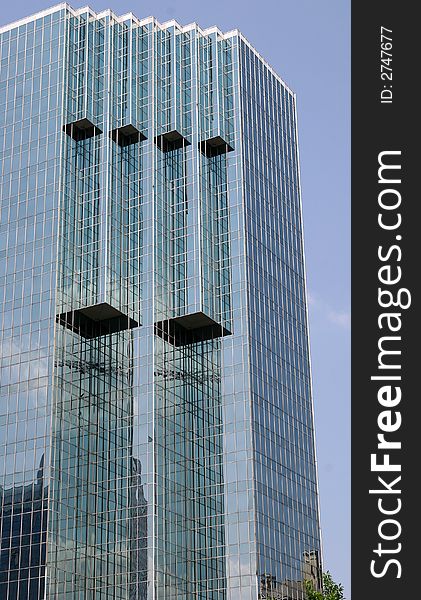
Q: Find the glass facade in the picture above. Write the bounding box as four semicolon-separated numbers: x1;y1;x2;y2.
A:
0;5;321;600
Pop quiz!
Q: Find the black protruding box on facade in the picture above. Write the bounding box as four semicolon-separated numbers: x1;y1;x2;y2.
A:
110;124;147;147
199;136;234;157
58;303;139;339
155;130;191;152
63;118;102;141
155;312;231;346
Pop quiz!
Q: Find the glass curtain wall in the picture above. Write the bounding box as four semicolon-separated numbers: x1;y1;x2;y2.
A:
0;6;321;600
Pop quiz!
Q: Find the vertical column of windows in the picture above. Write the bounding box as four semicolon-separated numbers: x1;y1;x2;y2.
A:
0;10;66;599
239;41;322;598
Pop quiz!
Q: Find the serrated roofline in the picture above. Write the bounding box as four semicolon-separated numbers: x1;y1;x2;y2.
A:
0;3;294;95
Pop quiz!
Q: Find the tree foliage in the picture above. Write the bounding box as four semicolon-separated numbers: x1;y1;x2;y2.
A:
304;572;345;600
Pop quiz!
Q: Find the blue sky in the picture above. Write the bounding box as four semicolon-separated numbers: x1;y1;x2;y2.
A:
1;0;351;596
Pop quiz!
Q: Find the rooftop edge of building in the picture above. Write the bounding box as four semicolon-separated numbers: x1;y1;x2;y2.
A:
0;2;295;96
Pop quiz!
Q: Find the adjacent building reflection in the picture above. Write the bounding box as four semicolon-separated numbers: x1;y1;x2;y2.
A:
130;458;148;600
259;551;322;599
0;456;48;600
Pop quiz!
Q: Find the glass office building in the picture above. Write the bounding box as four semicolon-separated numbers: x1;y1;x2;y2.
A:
0;4;322;599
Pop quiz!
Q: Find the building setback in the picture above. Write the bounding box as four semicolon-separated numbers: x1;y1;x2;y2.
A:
0;4;322;599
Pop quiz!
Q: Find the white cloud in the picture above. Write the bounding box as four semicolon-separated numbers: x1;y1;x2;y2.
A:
327;310;351;330
308;291;350;331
